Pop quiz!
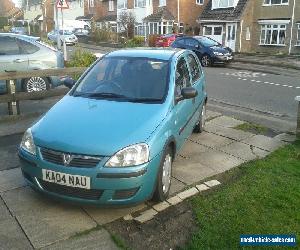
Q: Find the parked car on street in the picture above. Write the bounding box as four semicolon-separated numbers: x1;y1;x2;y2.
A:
0;33;64;93
47;30;78;45
155;33;183;47
171;35;233;66
10;26;27;35
19;48;207;206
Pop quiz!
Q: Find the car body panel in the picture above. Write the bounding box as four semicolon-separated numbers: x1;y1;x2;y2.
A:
19;48;207;206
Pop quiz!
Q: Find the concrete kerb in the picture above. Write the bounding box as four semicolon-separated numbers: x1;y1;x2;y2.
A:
128;180;221;224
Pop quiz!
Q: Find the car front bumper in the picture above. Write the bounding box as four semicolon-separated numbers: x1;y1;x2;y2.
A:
214;55;234;63
18;148;161;206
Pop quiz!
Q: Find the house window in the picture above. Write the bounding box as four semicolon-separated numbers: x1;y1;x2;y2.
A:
159;0;166;6
263;0;288;5
79;0;83;7
212;0;238;9
118;0;127;9
135;0;146;7
179;22;184;33
109;0;114;11
89;0;94;8
196;0;204;4
297;24;300;46
260;24;286;45
246;26;251;40
148;21;173;35
135;24;145;36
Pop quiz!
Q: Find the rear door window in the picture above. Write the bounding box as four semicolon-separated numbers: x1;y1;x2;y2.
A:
0;36;20;55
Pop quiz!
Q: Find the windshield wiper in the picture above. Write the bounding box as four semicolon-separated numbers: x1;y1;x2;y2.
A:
73;92;128;99
128;97;162;103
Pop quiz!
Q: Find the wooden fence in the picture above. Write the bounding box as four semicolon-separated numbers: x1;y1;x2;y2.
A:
0;67;86;116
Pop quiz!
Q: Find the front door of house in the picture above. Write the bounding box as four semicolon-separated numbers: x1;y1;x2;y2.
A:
225;23;237;51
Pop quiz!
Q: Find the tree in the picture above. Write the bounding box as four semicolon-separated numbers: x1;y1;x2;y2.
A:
118;11;135;38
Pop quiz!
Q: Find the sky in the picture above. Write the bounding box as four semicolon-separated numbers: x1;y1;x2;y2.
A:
12;0;22;7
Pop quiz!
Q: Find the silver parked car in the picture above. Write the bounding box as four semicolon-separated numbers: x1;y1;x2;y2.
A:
0;33;64;93
47;30;78;45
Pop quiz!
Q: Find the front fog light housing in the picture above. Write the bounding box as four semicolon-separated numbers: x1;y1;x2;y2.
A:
106;143;149;167
20;129;36;155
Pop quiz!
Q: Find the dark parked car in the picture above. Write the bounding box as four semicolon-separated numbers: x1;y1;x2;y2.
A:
171;36;233;67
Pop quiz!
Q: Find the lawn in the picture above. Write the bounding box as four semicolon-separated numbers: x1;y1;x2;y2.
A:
185;140;300;249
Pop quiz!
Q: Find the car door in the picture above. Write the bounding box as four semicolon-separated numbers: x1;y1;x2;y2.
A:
0;36;29;72
173;55;194;148
172;38;186;49
186;52;205;128
185;38;204;61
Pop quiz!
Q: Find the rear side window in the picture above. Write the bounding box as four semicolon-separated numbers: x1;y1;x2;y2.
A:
17;39;40;54
187;54;201;83
175;57;191;96
185;38;198;47
0;36;20;55
174;38;185;47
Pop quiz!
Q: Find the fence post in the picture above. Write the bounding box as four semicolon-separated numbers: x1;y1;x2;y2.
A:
296;96;300;139
6;79;20;115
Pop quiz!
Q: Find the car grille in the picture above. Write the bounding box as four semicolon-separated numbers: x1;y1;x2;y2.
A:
40;148;102;168
39;179;103;200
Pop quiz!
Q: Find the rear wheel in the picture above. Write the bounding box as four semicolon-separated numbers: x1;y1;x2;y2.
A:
23;77;50;92
152;146;173;202
201;54;212;67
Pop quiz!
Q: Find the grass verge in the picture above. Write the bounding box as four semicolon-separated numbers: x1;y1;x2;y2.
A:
235;122;268;135
184;140;300;249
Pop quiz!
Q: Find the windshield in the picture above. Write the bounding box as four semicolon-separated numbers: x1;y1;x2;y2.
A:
73;57;169;103
196;36;220;47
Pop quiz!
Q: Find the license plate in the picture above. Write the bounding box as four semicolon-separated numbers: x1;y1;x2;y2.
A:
42;169;90;189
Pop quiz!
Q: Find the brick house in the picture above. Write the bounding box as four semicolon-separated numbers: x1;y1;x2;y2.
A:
251;0;300;55
198;0;253;52
95;0;117;32
0;0;22;20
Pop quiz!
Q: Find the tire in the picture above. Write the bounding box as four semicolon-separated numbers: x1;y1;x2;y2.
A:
152;146;173;202
201;54;212;67
23;77;50;92
194;102;206;133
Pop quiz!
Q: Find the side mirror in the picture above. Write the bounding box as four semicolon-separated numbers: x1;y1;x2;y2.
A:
62;77;76;89
176;87;198;103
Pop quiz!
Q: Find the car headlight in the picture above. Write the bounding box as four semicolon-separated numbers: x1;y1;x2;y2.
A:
105;143;149;167
213;51;224;56
20;129;36;155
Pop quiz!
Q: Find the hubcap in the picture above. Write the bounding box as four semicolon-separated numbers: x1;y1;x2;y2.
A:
202;56;210;67
162;154;172;194
26;77;47;92
201;105;206;129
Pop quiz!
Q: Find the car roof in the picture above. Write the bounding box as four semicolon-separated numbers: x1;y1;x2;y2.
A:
106;48;182;61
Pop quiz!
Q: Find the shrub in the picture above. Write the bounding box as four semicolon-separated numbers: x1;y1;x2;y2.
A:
67;49;97;68
148;34;159;47
125;36;145;47
0;17;8;29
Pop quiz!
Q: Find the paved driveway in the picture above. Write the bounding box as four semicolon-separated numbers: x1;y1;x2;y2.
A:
0;112;289;249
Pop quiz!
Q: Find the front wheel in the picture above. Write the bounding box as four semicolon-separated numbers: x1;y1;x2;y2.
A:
152;147;173;202
194;102;206;133
201;54;212;67
23;77;50;92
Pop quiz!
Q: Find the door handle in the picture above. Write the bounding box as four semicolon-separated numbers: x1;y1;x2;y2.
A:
14;59;26;63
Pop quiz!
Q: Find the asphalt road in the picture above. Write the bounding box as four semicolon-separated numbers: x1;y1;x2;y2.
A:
204;67;300;131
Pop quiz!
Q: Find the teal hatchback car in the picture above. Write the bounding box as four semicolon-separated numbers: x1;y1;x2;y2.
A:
19;48;207;205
